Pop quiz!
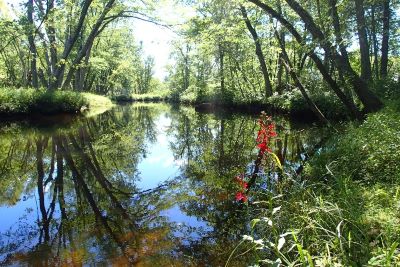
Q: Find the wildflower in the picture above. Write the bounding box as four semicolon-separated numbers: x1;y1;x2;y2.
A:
235;192;248;202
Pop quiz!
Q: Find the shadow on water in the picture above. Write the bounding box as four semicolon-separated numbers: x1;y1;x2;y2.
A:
0;103;331;266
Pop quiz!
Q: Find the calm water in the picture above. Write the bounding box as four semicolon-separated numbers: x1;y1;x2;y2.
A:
0;104;328;266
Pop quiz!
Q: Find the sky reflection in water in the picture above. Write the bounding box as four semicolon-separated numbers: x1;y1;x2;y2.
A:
0;104;327;266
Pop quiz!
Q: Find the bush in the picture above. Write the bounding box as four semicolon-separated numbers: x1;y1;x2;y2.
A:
112;90;171;103
111;94;133;102
0;88;87;115
265;89;350;119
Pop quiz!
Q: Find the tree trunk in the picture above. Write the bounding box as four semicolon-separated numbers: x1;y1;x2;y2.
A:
276;0;285;95
27;0;38;88
354;0;372;81
371;5;380;80
282;0;382;112
219;44;225;95
240;5;273;98
328;0;350;63
247;0;364;120
275;30;330;124
49;0;94;90
380;0;390;78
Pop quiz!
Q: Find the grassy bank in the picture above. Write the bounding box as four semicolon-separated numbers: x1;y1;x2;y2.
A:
240;103;400;265
112;91;170;103
0;88;113;116
113;88;351;120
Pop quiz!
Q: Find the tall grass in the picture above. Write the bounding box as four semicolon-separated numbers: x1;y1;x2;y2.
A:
229;105;400;266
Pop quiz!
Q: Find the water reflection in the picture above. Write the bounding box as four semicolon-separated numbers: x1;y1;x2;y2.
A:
0;104;328;266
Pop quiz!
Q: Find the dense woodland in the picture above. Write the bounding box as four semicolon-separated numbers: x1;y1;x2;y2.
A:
0;0;399;119
166;0;399;120
0;0;157;96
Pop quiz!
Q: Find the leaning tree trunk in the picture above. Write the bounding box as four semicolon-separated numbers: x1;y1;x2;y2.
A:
282;0;382;112
247;0;364;120
49;0;94;90
328;0;350;63
240;5;273;98
354;0;372;81
61;0;116;89
275;30;330;124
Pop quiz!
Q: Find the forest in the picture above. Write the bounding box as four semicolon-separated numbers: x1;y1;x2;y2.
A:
0;0;399;266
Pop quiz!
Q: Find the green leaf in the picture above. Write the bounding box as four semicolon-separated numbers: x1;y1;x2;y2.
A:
250;218;261;229
269;152;283;170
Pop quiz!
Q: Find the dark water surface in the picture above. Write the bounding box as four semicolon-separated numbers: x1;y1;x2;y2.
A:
0;104;328;266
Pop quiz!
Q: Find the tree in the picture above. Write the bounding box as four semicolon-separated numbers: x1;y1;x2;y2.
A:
240;5;273;98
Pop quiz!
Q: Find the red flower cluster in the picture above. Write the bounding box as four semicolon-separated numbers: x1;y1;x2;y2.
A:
235;174;248;189
235;174;248;202
233;113;278;203
256;114;277;155
235;192;248;202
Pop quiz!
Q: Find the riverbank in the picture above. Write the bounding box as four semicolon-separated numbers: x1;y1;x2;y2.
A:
241;101;400;265
0;88;113;116
113;89;351;120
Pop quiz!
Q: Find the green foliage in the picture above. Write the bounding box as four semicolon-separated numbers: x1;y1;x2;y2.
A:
112;90;171;103
229;106;400;266
305;106;400;182
82;92;114;108
0;88;87;114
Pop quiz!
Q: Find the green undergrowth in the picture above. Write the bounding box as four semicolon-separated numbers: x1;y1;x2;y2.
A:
160;87;351;119
112;90;170;103
0;88;115;116
0;88;86;115
82;92;114;109
239;103;400;266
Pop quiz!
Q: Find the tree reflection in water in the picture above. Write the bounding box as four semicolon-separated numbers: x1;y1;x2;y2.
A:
0;104;329;266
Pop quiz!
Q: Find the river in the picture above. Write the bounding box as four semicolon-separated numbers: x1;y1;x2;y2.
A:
0;103;329;266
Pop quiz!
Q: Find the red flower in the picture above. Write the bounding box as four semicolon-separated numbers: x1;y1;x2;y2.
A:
257;142;267;151
235;192;248;202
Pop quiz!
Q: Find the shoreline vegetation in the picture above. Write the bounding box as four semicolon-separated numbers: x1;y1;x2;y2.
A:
112;90;346;118
241;102;400;266
109;88;400;265
0;88;114;116
110;82;388;120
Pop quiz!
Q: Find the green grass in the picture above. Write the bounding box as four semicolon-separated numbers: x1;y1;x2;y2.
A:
0;88;114;116
112;90;171;103
236;104;400;266
0;88;86;115
82;92;114;109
